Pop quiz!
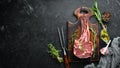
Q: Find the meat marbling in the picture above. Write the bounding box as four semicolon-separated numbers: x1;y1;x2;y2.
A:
73;7;94;58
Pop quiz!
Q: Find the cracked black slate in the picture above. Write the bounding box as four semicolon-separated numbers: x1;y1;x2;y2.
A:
0;0;120;68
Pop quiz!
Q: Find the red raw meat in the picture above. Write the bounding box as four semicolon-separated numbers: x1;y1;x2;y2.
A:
73;14;93;58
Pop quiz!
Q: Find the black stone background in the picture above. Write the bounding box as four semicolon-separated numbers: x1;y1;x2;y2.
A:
0;0;120;68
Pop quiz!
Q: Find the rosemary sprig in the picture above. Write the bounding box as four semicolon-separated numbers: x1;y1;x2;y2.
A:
89;26;97;58
69;29;78;43
89;26;97;50
90;0;110;43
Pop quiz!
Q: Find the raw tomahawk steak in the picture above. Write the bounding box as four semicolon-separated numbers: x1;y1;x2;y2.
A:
73;8;94;58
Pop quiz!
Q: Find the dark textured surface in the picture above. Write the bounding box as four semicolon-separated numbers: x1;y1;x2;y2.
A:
0;0;120;68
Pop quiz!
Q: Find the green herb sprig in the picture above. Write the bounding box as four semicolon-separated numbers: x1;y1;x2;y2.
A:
69;29;78;44
89;26;97;58
90;0;110;43
48;43;63;63
89;26;97;49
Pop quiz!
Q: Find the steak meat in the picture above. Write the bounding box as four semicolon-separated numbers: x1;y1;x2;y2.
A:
73;15;93;58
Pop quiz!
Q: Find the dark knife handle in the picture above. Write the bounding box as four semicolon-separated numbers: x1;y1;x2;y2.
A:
64;55;70;68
